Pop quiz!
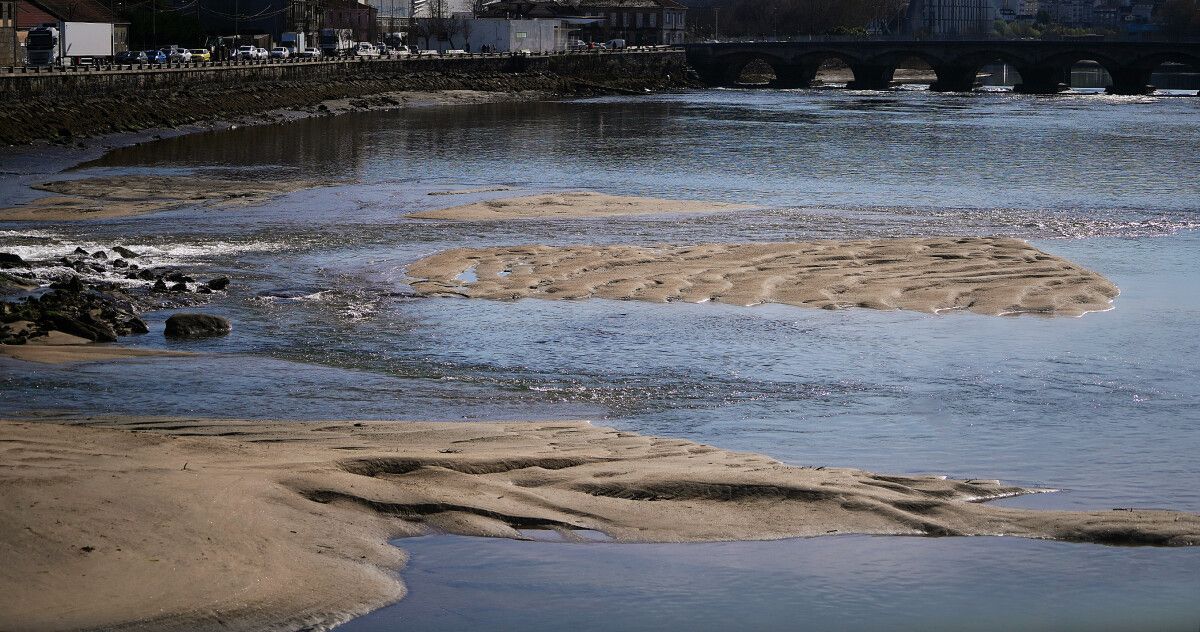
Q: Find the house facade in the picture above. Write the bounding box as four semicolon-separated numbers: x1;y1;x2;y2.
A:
480;0;685;45
1;0;16;65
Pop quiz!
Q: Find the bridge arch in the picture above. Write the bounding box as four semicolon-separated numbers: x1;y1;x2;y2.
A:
1130;51;1200;92
928;50;1033;93
864;50;948;89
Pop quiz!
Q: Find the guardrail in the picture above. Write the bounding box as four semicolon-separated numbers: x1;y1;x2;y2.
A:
0;47;682;77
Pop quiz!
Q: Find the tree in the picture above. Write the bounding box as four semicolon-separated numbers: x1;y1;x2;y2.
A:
1157;0;1200;36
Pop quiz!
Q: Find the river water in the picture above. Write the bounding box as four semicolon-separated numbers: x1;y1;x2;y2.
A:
2;88;1199;630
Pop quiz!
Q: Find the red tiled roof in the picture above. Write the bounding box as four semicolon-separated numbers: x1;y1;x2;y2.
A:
17;0;114;28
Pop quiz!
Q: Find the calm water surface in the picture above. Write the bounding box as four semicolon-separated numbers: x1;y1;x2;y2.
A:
2;89;1198;630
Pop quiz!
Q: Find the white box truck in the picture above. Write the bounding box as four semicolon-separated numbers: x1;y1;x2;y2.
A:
26;22;114;66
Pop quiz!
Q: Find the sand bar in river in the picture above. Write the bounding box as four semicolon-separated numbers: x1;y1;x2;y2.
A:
1;418;1195;631
406;190;753;220
0;176;328;221
407;237;1119;317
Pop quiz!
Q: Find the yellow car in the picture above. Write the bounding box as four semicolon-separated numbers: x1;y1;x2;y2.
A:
189;49;212;62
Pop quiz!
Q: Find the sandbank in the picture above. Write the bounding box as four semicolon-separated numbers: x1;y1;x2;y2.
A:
1;418;1195;631
0;331;193;364
0;175;327;221
407;237;1118;317
406;190;753;220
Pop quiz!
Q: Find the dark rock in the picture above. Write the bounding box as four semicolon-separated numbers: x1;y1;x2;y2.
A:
206;277;230;291
112;259;129;268
73;247;89;256
164;313;231;339
48;313;118;342
152;278;168;292
92;251;107;260
196;286;213;294
137;269;156;280
112;246;139;259
0;253;28;268
123;316;150;334
164;271;194;283
50;276;85;293
169;282;189;292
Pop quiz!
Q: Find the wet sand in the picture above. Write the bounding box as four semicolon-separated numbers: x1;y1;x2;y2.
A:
0;176;328;221
407;237;1119;316
406;191;753;220
1;418;1195;631
0;340;192;364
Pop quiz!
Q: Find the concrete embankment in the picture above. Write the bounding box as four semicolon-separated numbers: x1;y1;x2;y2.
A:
0;52;689;145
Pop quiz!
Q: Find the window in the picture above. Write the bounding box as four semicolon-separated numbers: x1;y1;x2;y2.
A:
610;12;616;24
516;31;527;38
636;12;643;27
649;12;655;26
623;13;629;26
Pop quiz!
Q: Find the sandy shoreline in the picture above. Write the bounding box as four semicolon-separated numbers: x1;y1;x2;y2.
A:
1;418;1195;631
407;191;753;221
407;237;1119;316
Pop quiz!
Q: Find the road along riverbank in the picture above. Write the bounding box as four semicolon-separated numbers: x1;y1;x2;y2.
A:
1;418;1196;632
0;52;689;146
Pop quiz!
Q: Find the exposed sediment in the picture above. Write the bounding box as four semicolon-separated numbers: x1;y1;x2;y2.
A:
407;237;1119;316
0;418;1195;631
0;175;327;221
407;191;752;220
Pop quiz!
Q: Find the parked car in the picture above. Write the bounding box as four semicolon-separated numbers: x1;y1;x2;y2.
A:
189;48;211;62
172;49;193;62
256;47;269;59
605;38;626;49
377;44;390;55
115;50;147;63
354;42;379;57
444;49;467;56
234;45;261;60
270;46;290;59
417;49;439;56
143;49;167;64
297;47;322;58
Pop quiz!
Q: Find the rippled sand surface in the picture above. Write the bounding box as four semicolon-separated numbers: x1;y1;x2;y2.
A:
408;237;1119;316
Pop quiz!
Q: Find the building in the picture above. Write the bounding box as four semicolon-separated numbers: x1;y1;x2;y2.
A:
904;0;998;36
411;16;565;51
1042;0;1095;26
325;0;377;41
198;0;323;46
1;0;16;65
479;0;686;45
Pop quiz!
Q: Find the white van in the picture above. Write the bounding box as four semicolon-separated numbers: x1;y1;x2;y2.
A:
605;39;626;49
354;42;380;57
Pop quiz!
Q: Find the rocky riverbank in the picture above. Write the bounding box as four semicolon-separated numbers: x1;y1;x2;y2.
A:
0;245;227;354
0;61;693;146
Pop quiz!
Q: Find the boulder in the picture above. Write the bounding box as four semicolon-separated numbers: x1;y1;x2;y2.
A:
169;282;188;292
73;247;89;256
0;253;28;268
112;259;129;268
112;246;140;259
164;313;231;339
206;277;230;291
48;313;118;342
151;278;168;292
91;251;107;260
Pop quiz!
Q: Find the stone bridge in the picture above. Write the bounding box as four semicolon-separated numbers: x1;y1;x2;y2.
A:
686;40;1200;94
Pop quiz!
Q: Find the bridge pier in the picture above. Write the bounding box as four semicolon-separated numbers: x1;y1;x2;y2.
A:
929;64;979;92
847;64;895;90
1013;65;1068;94
1106;66;1155;95
770;63;818;89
